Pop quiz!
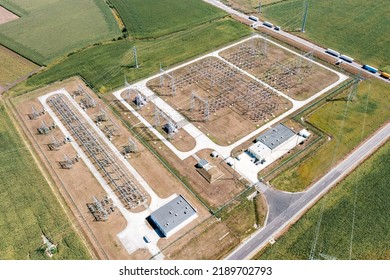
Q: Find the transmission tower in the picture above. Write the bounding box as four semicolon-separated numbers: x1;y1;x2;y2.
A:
159;63;176;96
133;46;139;69
301;1;308;32
258;1;262;13
42;234;57;256
190;91;210;121
347;74;361;101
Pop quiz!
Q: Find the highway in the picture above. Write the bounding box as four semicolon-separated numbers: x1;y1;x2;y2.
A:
204;0;390;84
226;123;390;259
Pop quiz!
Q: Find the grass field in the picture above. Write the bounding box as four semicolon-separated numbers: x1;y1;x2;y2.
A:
272;79;390;192
10;18;250;94
261;0;390;70
0;102;91;259
110;0;227;38
256;141;390;259
222;0;281;14
0;0;121;65
0;45;38;87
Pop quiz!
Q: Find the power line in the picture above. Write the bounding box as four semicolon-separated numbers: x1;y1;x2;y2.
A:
301;1;309;32
348;80;371;259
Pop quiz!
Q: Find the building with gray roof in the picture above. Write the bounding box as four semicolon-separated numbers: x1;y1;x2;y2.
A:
255;123;295;150
148;195;197;237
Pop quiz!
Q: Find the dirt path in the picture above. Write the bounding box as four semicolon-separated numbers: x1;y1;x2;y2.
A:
0;66;44;95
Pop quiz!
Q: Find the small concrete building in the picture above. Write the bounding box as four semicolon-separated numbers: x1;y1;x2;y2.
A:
148;195;197;237
197;158;224;183
197;159;210;169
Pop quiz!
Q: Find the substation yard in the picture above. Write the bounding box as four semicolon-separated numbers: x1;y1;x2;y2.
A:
113;90;249;209
13;78;210;260
219;36;340;101
119;89;197;153
113;33;347;211
147;56;292;146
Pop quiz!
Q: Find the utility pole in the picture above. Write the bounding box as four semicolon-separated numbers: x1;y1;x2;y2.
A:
133;46;139;68
347;73;361;101
258;1;261;13
301;1;308;32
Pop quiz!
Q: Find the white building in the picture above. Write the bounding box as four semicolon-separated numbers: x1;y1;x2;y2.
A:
247;124;296;161
148;195;197;238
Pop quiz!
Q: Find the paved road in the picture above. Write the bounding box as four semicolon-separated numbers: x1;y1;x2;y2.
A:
256;182;304;224
204;0;390;84
226;123;390;259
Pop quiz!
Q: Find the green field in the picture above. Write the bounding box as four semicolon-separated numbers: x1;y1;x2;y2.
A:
0;0;121;65
10;18;250;94
256;141;390;259
0;102;91;259
110;0;227;38
0;45;38;86
272;79;390;192
261;0;390;70
221;0;281;14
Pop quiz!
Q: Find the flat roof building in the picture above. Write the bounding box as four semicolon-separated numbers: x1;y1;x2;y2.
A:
247;141;271;161
148;195;197;237
256;124;295;150
248;123;296;161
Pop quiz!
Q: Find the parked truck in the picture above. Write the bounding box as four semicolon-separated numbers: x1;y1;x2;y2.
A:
263;21;273;28
340;54;354;63
362;65;378;73
380;72;390;79
326;48;340;57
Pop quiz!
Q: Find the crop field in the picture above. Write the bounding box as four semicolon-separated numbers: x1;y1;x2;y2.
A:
0;0;121;65
261;0;390;70
272;78;390;192
110;0;227;38
0;45;38;88
256;141;390;260
221;0;281;14
13;18;250;95
0;102;91;259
